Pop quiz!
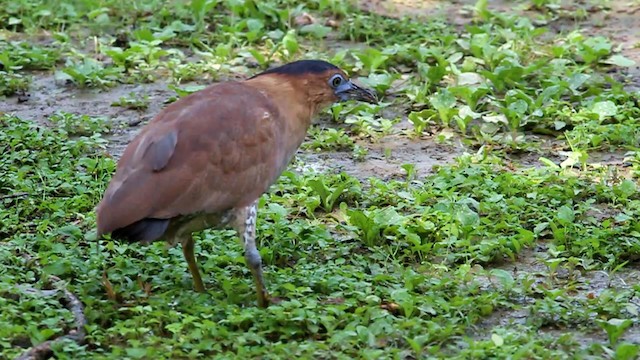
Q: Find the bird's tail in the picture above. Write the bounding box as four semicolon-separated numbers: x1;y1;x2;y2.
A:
110;218;170;243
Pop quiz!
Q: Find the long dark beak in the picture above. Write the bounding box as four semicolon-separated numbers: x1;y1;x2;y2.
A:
335;80;378;104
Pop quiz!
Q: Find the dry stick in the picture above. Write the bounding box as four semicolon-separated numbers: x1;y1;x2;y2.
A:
0;192;29;200
14;276;87;360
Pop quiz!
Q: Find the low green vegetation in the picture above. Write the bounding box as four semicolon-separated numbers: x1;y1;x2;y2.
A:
1;0;639;358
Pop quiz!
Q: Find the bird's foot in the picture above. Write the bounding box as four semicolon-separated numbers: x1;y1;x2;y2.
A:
257;290;270;308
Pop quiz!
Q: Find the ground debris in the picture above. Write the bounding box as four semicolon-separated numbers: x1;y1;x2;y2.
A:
8;272;86;360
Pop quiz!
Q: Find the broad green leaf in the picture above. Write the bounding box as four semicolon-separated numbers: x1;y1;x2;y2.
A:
247;48;267;66
538;157;559;168
267;29;284;40
169;84;206;97
456;206;479;227
373;207;403;226
126;348;148;359
617;179;636;197
299;24;332;39
282;30;298;56
557;205;575;225
536;85;564;106
308;179;330;204
133;28;155;42
266;203;288;219
533;222;549;234
597;318;633;345
615;213;631;222
456;72;483;85
591;100;618;120
483;114;508;124
429;89;457;123
491;333;504;347
358;73;396;93
474;0;489;20
347;209;382;246
580;36;612;63
568;73;590;90
554;120;566;130
43;261;68;276
508;99;528;115
615;343;639;360
489;269;514;288
602;54;636;67
246;18;264;32
354;48;389;73
458;105;482;120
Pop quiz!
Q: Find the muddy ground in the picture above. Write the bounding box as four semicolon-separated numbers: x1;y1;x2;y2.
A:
475;242;640;344
2;0;639;347
3;0;638;179
361;0;640;64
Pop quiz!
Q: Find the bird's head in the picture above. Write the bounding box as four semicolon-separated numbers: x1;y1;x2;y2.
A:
248;59;378;111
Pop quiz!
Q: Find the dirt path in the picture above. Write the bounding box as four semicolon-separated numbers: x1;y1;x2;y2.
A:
297;134;463;180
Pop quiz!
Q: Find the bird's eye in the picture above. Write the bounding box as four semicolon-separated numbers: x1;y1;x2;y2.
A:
329;74;343;88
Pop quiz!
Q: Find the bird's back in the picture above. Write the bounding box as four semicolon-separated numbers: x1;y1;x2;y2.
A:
96;81;288;240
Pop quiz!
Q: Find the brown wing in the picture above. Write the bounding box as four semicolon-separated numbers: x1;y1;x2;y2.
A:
96;82;287;236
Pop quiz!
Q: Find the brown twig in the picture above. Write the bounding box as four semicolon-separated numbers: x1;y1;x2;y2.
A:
0;192;29;200
13;276;87;360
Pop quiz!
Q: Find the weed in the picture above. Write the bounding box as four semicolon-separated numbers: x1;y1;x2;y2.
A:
303;127;355;152
111;93;150;111
2;0;640;358
48;112;111;136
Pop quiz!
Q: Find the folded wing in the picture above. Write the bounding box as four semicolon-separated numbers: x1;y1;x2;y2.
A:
96;82;286;237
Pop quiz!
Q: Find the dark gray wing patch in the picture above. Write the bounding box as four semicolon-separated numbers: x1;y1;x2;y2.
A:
144;130;178;172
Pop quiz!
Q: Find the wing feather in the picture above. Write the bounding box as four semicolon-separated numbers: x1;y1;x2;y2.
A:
146;130;178;172
97;82;286;236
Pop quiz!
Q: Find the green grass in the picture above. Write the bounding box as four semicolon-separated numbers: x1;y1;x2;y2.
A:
1;0;640;358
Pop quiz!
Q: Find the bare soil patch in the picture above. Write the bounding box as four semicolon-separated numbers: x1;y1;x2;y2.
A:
2;72;464;181
297;134;463;180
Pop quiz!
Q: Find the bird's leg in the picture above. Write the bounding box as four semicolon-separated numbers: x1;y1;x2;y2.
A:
182;235;206;293
235;201;269;308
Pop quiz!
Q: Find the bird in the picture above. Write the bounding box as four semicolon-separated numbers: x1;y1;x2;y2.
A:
95;59;377;307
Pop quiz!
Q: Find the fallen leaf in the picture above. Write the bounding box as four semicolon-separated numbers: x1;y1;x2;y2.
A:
381;301;401;314
294;12;315;26
325;19;339;28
